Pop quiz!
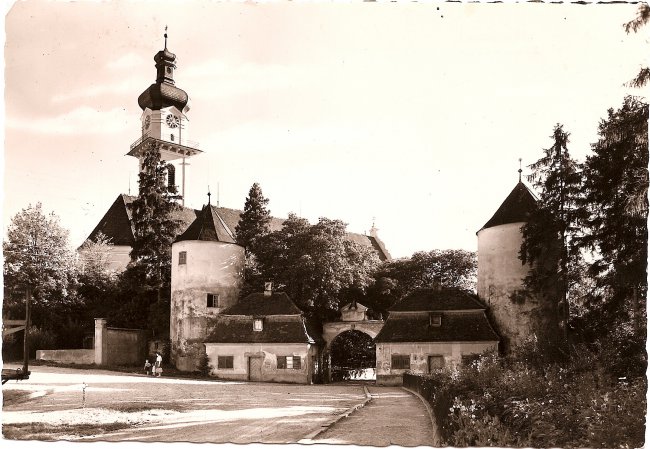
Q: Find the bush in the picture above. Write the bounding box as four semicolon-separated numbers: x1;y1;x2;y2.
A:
404;344;646;448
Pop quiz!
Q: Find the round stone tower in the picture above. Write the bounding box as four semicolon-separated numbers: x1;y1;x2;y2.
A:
170;201;245;371
477;181;558;352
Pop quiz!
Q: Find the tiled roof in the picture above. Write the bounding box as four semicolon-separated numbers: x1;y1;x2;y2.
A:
175;204;236;243
86;195;390;260
221;292;303;316
86;194;136;246
205;316;317;344
375;311;499;343
479;182;538;232
390;288;486;312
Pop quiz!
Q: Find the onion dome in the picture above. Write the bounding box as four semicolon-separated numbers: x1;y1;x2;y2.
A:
138;32;190;112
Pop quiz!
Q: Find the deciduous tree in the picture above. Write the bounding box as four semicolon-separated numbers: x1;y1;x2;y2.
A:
253;214;380;320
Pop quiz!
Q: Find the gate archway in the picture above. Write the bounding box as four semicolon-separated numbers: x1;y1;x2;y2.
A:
321;302;384;382
329;330;376;381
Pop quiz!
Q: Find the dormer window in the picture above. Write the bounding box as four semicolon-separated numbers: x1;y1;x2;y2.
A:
429;313;442;327
253;319;263;331
178;251;187;265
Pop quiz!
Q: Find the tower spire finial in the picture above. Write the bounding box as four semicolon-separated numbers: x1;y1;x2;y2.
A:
518;158;523;183
207;186;211;205
164;25;168;49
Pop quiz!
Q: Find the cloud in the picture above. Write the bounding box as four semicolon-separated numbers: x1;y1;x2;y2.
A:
106;52;146;71
7;107;131;135
183;59;311;98
51;80;139;103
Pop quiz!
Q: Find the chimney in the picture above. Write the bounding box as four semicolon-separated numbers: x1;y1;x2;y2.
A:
264;282;273;297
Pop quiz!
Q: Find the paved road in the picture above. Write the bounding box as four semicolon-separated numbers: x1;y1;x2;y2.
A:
3;365;435;445
309;386;436;446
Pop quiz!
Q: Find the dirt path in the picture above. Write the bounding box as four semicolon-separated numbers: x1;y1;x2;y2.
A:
308;386;436;446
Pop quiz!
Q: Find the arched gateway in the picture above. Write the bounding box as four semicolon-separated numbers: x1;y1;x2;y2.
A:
322;302;385;381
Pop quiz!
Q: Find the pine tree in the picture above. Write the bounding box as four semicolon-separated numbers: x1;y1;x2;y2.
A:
129;141;182;301
520;124;582;344
235;183;271;253
579;96;648;325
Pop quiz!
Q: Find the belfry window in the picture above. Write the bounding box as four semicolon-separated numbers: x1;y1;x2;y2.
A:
167;164;176;191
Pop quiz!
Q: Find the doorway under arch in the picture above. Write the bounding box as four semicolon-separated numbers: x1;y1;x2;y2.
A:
329;330;376;381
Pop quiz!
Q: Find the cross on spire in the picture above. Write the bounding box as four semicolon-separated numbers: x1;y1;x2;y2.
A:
164;25;168;49
518;158;523;183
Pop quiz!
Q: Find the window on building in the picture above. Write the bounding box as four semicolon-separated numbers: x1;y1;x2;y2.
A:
429;313;442;327
391;354;411;370
253;319;263;331
179;251;187;265
277;355;301;370
217;356;233;369
207;294;220;308
428;355;445;372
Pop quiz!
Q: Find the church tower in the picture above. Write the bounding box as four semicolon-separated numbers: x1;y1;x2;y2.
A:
127;30;201;205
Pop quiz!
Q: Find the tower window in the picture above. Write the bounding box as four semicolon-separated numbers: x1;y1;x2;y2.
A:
178;251;187;265
207;294;220;308
167;164;176;191
170;134;175;142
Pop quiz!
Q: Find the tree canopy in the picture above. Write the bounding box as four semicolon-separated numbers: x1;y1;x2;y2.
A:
235;182;271;253
3;203;78;313
520;124;582;342
128;142;183;294
253;214;380;319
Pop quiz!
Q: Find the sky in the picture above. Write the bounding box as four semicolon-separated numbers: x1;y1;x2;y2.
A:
3;0;648;259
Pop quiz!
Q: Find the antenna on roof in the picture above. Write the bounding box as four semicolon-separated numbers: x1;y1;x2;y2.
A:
518;158;523;183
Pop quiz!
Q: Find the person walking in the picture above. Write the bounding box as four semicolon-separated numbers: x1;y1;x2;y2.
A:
154;352;163;377
144;359;152;375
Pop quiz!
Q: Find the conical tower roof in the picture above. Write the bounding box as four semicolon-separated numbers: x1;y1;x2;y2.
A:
175;204;237;244
479;182;538;232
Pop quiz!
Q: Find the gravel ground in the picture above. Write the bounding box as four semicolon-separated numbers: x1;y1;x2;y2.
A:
2;365;367;443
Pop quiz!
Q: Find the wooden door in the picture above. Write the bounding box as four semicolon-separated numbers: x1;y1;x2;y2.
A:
428;355;444;373
248;356;263;381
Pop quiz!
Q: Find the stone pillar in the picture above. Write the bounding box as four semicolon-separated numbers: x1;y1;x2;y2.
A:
94;318;107;366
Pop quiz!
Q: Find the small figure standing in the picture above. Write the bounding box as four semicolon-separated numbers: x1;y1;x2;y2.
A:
144;359;152;375
154;352;163;377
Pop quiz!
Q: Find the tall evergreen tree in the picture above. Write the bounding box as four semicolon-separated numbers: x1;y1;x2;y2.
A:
235;182;271;253
579;96;648;325
128;141;182;302
520;124;582;343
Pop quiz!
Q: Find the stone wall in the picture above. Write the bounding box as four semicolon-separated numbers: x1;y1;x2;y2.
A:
477;222;560;351
170;240;245;371
36;349;94;365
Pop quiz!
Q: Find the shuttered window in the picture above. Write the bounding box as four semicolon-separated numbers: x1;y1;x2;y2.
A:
277;356;301;370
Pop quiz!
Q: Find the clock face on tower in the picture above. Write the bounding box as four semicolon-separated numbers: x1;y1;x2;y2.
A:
166;113;180;129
